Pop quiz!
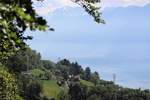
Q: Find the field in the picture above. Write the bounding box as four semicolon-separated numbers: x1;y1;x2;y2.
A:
41;80;61;98
30;69;61;97
30;68;93;98
80;79;94;86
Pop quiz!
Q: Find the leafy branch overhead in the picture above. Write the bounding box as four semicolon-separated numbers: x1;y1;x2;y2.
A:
0;0;49;58
72;0;105;23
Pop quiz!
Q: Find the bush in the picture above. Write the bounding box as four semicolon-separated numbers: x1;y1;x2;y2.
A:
0;65;22;100
25;80;42;100
57;90;70;100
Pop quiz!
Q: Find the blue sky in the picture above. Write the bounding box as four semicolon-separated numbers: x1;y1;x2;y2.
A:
27;0;150;89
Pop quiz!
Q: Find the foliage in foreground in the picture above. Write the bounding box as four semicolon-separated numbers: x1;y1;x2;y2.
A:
0;65;22;100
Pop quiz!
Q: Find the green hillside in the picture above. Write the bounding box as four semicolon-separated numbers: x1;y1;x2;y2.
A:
80;79;94;86
42;80;61;98
4;49;150;100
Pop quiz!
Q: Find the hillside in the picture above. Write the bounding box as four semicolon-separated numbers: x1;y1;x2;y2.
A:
4;48;150;100
42;80;61;98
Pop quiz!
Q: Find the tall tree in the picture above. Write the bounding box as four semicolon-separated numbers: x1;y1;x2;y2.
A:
90;71;100;85
70;62;83;76
84;67;91;81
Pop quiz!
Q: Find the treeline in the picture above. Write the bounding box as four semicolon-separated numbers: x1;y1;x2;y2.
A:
1;48;150;100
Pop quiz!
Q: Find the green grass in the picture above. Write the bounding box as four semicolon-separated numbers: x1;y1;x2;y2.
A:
30;69;61;98
80;79;94;86
30;68;45;77
42;80;93;98
42;80;61;98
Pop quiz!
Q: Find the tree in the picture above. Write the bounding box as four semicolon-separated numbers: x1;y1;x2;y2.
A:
58;59;71;66
25;80;42;100
70;62;83;76
4;48;42;73
42;60;55;70
69;82;87;100
90;71;100;85
84;67;91;81
0;0;50;59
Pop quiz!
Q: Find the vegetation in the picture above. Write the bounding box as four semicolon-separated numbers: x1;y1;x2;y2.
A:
1;48;150;100
42;80;61;98
30;69;45;78
80;79;94;86
0;65;22;100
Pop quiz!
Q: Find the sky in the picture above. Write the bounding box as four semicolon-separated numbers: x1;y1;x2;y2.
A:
27;0;150;89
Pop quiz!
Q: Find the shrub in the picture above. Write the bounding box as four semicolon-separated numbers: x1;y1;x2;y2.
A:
0;65;22;100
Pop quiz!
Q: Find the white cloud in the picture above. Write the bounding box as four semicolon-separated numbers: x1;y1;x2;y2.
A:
33;0;77;15
33;0;150;15
101;0;150;8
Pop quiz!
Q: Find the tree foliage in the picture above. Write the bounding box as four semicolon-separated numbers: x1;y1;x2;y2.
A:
4;48;42;73
84;67;91;81
72;0;104;23
25;80;42;100
0;0;50;58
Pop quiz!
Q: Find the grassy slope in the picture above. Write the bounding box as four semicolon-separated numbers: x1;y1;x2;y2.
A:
42;80;61;98
30;68;45;77
42;80;94;98
80;79;94;86
30;68;94;98
30;69;61;97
